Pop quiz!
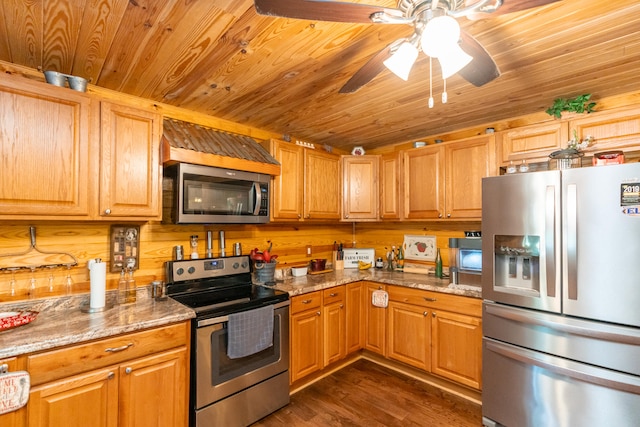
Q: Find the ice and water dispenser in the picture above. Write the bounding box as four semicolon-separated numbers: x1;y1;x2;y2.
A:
493;235;540;293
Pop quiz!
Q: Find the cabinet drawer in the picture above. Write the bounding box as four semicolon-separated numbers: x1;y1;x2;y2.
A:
387;286;481;316
323;286;345;305
27;322;189;385
290;291;322;314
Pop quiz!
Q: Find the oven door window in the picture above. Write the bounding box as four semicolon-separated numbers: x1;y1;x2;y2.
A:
184;176;256;216
209;315;281;385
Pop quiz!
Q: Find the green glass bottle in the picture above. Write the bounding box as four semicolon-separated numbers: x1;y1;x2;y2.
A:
435;248;443;278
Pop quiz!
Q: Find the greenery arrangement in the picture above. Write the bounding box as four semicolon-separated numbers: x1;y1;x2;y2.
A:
545;94;596;119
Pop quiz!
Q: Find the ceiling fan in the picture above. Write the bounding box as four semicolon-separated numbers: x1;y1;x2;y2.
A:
254;0;560;93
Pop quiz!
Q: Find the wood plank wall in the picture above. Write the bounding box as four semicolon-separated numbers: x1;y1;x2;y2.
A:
0;221;477;302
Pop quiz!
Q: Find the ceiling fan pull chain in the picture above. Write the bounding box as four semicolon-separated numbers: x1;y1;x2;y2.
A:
428;57;434;108
442;78;448;104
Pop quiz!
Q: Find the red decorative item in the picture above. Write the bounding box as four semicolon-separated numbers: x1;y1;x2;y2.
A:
0;311;38;331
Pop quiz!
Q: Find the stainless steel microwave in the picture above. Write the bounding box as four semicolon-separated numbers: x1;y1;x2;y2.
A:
163;163;270;224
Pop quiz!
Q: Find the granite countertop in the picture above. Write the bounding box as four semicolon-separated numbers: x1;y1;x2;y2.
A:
271;268;482;299
0;287;195;359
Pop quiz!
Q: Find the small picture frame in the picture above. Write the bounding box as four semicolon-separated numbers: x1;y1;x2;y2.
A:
403;235;437;261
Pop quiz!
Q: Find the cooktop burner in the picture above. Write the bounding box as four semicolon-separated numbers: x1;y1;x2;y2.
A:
165;255;288;318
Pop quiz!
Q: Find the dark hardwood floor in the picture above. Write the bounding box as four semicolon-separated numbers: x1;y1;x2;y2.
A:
252;359;482;426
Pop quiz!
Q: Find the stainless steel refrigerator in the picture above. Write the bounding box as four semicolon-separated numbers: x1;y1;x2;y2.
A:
481;162;640;427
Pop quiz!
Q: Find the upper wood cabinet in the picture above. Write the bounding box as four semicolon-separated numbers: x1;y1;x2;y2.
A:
379;152;401;220
269;139;341;221
99;101;162;219
342;155;379;221
498;121;567;165
569;106;640;153
403;135;496;220
0;75;96;219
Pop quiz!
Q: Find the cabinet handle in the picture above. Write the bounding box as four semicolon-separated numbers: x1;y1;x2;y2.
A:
104;208;111;215
438;213;443;218
340;304;344;309
423;311;428;317
345;214;349;219
107;372;115;380
330;293;337;297
302;299;312;304
432;312;437;318
424;297;437;302
105;342;133;353
316;311;321;316
125;367;132;374
297;214;301;219
447;213;451;218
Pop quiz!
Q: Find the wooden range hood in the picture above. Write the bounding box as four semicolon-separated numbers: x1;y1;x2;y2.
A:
162;118;281;176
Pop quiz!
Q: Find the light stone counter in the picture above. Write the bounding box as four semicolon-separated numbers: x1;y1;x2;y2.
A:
0;287;195;359
271;268;482;299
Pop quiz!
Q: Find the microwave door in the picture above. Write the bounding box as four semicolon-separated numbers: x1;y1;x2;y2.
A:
481;171;561;313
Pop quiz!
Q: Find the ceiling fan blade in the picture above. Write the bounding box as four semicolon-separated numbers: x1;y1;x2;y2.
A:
339;43;397;93
468;0;561;19
457;31;500;87
254;0;402;24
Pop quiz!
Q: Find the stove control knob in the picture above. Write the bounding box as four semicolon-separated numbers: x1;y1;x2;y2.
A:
176;267;184;276
188;266;196;274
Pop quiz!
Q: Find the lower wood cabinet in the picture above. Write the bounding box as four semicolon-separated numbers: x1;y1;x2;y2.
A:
345;282;364;354
23;322;190;427
290;291;323;383
323;287;346;366
363;282;386;355
387;300;431;371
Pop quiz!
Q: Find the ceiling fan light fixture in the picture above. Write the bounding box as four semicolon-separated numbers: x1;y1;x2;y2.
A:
437;43;473;79
421;15;462;58
383;41;419;81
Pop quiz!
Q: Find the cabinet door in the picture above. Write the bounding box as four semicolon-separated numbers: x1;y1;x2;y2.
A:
290;308;323;383
0;357;26;427
118;347;188;427
304;149;341;220
431;310;482;390
380;152;401;220
403;146;445;219
99;102;161;219
569;106;640;152
499;122;566;164
363;282;386;355
323;300;346;366
445;135;496;219
342;155;378;220
387;301;431;371
270;139;304;220
28;367;118;427
0;76;94;218
345;282;364;354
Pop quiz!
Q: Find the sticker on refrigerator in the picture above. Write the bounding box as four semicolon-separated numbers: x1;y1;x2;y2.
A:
620;183;640;216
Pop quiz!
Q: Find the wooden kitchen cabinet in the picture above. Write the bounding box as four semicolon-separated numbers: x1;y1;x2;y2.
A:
387;300;431;370
342;155;379;220
269;139;341;221
498;121;567;165
569;106;640;153
0;73;96;220
379;152;401;220
26;322;189;427
363;282;386;356
0;356;27;427
99;101;162;219
323;286;346;366
345;282;364;354
290;291;323;383
403;135;496;220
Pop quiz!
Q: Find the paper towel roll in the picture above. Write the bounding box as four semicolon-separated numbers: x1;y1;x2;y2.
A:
88;259;106;309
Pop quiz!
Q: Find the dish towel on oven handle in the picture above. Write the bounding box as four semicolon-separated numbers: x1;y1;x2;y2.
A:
227;305;274;359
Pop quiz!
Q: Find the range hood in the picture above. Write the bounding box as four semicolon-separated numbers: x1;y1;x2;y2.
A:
162;118;281;176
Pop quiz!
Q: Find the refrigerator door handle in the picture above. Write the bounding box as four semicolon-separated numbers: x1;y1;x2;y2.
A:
566;183;578;300
485;303;640;345
545;185;557;298
485;339;640;394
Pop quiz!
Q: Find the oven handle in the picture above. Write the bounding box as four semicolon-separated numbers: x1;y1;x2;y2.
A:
197;300;290;327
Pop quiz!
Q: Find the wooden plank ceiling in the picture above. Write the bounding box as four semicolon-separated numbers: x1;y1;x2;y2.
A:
0;0;639;152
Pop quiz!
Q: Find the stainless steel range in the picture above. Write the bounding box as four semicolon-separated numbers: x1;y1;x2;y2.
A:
166;255;290;427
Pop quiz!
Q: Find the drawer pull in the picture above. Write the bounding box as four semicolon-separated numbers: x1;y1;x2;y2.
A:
302;299;312;304
330;293;337;297
125;367;132;374
105;342;134;353
107;372;115;380
316;311;321;316
423;311;428;316
424;297;437;302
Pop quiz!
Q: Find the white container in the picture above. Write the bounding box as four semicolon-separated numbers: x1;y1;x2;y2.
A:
291;267;308;277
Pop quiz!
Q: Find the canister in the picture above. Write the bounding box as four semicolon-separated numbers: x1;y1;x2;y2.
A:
233;242;242;256
174;245;184;260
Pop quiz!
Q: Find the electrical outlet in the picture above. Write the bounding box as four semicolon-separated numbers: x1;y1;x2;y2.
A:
306;245;312;257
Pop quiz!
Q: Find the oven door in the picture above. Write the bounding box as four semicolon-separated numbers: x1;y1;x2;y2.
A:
194;301;289;409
